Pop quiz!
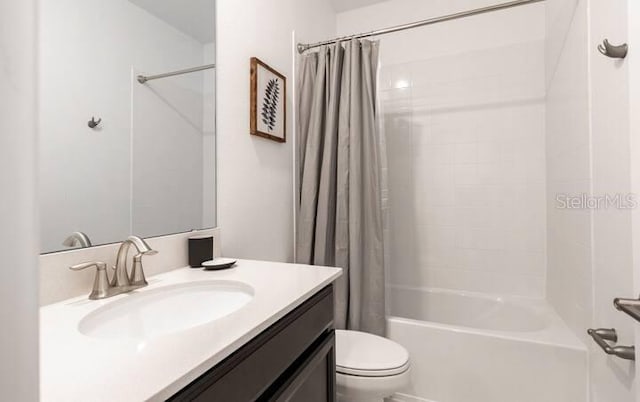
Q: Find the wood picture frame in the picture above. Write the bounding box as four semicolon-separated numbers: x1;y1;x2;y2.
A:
250;57;287;143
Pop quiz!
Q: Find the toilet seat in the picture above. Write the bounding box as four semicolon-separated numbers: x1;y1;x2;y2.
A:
335;330;410;377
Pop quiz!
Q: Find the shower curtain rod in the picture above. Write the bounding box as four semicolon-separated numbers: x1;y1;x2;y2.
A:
297;0;544;54
137;63;216;84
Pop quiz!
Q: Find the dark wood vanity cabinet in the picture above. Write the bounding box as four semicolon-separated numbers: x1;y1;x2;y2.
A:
169;285;336;402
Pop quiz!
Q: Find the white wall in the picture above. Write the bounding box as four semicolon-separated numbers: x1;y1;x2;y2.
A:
39;0;213;252
0;0;39;399
338;0;547;297
545;0;580;87
631;1;640;400
216;0;336;262
588;0;635;399
547;0;636;400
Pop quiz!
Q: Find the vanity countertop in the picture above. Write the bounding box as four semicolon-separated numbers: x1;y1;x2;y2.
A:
40;259;342;402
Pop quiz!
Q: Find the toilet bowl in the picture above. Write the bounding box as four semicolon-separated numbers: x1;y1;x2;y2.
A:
335;329;410;402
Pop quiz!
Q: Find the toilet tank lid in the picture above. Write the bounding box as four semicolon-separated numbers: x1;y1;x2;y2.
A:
335;329;409;376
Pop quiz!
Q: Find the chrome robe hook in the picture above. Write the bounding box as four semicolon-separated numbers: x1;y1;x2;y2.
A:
598;39;628;59
88;116;102;129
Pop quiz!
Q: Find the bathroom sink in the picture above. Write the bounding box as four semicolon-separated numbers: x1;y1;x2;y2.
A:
78;280;254;340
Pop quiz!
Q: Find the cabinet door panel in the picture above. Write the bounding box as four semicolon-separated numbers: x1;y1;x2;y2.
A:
268;331;336;402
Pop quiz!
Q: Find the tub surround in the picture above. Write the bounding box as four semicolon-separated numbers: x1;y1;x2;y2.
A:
40;259;341;401
388;285;584;345
387;286;587;402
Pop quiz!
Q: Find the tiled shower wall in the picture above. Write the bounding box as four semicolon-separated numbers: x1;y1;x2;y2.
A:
544;0;592;341
382;40;547;297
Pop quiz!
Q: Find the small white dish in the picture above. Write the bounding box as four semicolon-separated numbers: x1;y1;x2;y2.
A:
202;258;237;270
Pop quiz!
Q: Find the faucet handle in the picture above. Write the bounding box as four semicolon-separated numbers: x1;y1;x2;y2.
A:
129;247;158;288
69;261;113;300
129;253;148;287
69;261;106;271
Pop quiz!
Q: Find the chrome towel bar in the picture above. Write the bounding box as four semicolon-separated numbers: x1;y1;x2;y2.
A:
587;328;635;361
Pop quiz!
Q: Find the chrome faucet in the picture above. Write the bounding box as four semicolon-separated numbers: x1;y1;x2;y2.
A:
62;231;92;248
69;235;158;300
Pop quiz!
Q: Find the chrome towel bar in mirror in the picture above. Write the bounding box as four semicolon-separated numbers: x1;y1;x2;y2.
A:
137;63;215;84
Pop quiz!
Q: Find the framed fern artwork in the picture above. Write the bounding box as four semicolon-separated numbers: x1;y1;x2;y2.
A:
250;57;286;143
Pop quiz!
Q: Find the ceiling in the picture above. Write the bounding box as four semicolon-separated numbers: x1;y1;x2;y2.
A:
331;0;389;12
129;0;215;43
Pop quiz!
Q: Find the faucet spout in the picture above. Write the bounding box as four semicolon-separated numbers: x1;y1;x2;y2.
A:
112;236;157;288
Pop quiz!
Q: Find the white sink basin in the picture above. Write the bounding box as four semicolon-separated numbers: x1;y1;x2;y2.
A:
78;280;254;340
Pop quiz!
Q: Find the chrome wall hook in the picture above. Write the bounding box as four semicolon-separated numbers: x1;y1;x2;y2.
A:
88;116;102;129
598;39;628;59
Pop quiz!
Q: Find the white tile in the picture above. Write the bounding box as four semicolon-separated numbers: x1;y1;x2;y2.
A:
452;164;479;185
454;143;478;164
381;24;547;300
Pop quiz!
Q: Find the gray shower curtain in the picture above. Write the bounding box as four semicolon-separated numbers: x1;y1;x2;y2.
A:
296;39;386;336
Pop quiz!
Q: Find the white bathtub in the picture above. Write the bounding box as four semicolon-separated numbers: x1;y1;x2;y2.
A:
386;286;588;402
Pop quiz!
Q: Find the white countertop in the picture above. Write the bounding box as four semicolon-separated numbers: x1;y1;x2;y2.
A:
40;259;342;402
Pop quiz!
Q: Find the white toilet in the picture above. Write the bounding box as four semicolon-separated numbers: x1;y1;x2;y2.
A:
335;329;411;402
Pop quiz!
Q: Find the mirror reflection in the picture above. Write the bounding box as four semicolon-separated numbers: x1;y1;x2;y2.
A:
39;0;216;253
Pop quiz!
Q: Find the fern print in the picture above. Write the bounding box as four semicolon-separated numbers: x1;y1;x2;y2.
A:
261;78;280;131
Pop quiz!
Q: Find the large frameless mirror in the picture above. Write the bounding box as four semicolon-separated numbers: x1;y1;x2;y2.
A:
38;0;216;253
